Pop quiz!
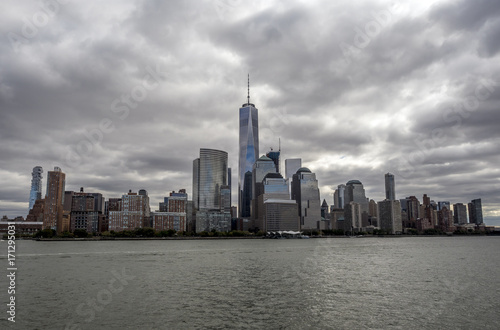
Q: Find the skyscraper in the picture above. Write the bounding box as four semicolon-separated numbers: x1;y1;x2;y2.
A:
193;148;230;232
378;199;403;234
291;167;321;230
193;148;228;210
239;75;259;218
453;203;467;225
29;166;43;210
251;155;277;222
43;166;66;232
385;173;395;200
345;180;369;227
334;184;345;209
468;199;483;225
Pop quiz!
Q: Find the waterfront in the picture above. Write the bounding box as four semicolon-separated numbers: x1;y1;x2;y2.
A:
1;237;500;329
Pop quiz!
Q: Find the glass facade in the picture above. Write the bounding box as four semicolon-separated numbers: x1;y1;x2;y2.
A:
29;166;43;211
239;104;259;217
384;173;395;201
193;148;228;211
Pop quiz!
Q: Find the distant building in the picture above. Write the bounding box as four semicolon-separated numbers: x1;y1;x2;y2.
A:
26;198;45;222
334;184;345;209
108;190;151;232
285;159;301;188
152;190;187;232
378;199;402;234
43;167;66;233
384;173;395;200
257;173;299;232
438;207;454;232
453;203;468;225
251;155;277;224
69;187;104;234
29;166;43;211
292;168;321;230
345;180;369;226
344;202;362;233
468;199;483;224
437;201;451;211
193;148;230;232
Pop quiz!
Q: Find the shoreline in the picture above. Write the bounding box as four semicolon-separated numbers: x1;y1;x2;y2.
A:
27;234;499;241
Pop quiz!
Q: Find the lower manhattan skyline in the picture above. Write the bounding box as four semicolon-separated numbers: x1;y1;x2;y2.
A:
1;1;499;226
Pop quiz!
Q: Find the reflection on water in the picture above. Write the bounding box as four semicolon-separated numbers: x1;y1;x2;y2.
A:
1;237;500;329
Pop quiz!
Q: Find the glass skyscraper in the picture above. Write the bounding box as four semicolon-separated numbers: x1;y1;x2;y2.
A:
384;172;395;201
193;148;228;211
29;166;43;210
239;78;259;218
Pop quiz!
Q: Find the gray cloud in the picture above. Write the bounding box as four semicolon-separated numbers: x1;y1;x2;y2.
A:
1;0;499;224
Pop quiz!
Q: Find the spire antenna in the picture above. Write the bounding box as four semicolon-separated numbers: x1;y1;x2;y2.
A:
247;73;250;105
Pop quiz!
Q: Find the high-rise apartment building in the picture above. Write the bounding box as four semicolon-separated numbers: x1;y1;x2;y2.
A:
239;76;259;218
291;167;321;230
43;167;66;233
108;190;150;232
453;203;468;225
153;190;187;232
69;188;104;233
384;173;395;200
468;199;483;224
29;166;43;211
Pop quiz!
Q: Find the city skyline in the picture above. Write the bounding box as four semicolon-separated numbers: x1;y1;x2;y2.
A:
1;1;500;225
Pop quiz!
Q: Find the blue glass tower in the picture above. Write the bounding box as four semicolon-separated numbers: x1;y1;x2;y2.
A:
239;75;259;218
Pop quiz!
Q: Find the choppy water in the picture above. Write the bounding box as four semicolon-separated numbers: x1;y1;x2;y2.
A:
1;237;500;329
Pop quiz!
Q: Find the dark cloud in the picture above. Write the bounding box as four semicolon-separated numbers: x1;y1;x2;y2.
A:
1;0;499;224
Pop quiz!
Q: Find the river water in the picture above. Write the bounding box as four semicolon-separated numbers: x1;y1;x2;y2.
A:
1;237;499;329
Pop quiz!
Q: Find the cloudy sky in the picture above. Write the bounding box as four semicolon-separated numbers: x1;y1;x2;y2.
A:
1;0;499;224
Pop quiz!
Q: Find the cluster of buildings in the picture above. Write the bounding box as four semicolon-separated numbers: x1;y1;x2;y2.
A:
1;79;490;235
328;174;485;235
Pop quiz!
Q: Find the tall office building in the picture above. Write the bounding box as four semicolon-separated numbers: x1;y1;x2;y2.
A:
239;75;259;218
251;155;277;222
384;173;395;200
453;203;467;225
193;148;230;232
43;167;66;232
345;180;369;226
468;199;483;224
29;166;43;211
193;148;228;210
257;173;299;232
291;167;321;230
334;184;345;209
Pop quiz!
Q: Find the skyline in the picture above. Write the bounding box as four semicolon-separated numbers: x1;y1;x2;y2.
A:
1;1;500;224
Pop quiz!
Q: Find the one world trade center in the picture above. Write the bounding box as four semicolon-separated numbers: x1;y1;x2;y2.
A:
238;75;259;218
